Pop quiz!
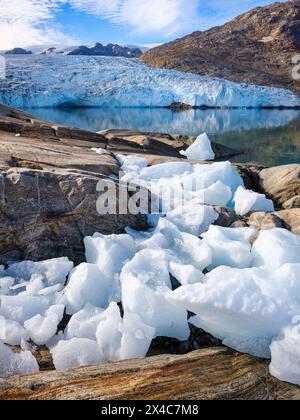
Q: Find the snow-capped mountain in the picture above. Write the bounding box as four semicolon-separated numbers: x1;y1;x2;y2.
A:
0;55;299;109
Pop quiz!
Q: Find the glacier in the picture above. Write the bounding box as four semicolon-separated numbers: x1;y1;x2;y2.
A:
0;56;299;108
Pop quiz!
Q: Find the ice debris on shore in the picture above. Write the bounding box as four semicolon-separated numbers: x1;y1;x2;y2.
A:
1;155;300;386
180;133;215;161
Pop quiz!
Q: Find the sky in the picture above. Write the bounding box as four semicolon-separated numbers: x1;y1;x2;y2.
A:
0;0;287;50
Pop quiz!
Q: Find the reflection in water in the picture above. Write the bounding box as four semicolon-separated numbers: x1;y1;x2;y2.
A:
28;107;300;166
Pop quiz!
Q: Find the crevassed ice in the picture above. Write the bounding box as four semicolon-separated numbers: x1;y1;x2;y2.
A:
0;56;299;108
1;157;300;386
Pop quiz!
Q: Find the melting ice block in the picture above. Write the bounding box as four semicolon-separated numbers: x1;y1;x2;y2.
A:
120;249;190;341
166;204;218;237
234;186;274;216
64;263;112;315
51;338;105;371
0;294;50;324
168;266;289;358
5;257;74;286
169;261;205;285
96;302;155;361
0;340;39;377
84;233;136;278
252;229;300;269
24;304;65;345
0;316;29;346
180;133;215;161
65;304;105;341
270;324;300;386
201;225;256;270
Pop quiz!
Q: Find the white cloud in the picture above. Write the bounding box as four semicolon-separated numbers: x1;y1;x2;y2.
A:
69;0;198;36
0;0;285;49
0;0;72;49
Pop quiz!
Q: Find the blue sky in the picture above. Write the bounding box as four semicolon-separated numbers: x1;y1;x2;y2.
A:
0;0;286;50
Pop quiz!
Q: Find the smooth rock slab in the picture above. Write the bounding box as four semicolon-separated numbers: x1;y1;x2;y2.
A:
1;348;300;400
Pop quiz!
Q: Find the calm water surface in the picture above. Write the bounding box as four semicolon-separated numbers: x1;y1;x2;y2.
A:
28;107;300;167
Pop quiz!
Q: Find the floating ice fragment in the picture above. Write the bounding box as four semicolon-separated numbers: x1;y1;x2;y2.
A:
234;186;274;216
180;133;215;161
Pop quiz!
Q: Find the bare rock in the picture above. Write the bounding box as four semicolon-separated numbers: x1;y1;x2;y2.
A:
1;347;300;400
259;164;300;208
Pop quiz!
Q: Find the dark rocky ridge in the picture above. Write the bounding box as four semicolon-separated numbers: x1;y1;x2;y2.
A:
5;48;32;55
68;43;143;58
142;1;300;95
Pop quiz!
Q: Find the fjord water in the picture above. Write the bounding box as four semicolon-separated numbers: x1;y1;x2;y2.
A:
29;107;300;167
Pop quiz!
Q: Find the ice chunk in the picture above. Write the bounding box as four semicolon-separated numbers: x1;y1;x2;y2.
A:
5;257;74;286
119;312;156;360
0;277;15;295
169;266;289;358
0;340;39;378
84;233;136;277
270;323;300;386
51;338;105;371
96;302;155;361
169;261;205;285
138;162;192;181
234;186;274;216
252;229;300;269
0;316;29;346
24;304;65;345
0;294;50;324
151;219;213;272
201;225;255;269
191;181;232;207
166;204;218;237
180;133;215;161
117;154;149;172
91;147;109;155
192;161;244;193
64;263;112;315
65;304;105;341
120;250;189;340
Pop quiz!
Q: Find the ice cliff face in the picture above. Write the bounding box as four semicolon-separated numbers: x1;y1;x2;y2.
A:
0;56;299;108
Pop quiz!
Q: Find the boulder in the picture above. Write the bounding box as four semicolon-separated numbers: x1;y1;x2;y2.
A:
259;165;300;208
1;347;300;400
246;209;300;235
0;105;147;265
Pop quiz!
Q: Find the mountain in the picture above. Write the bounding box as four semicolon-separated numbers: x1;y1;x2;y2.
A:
5;48;32;55
67;43;143;58
141;1;300;94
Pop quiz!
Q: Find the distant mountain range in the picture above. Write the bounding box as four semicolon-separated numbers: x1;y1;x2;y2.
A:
67;43;143;58
142;0;300;94
2;43;147;58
